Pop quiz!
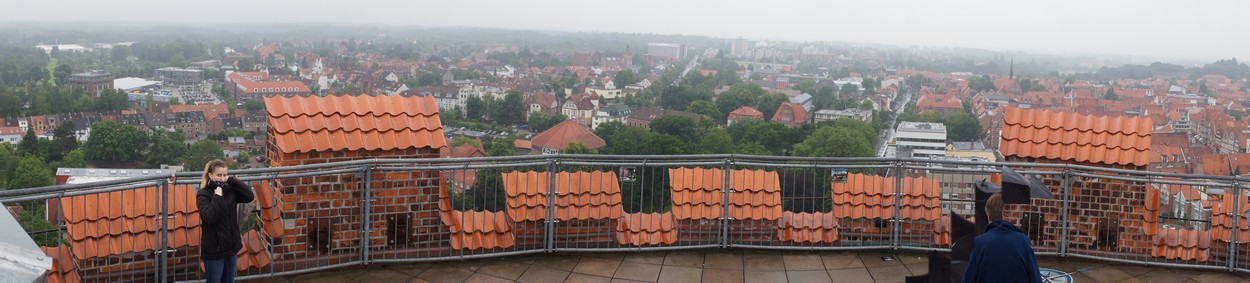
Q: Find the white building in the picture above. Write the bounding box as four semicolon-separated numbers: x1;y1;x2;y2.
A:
813;109;873;123
895;122;947;158
647;43;684;60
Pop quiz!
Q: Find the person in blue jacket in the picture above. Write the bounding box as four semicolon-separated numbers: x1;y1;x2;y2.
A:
963;193;1042;283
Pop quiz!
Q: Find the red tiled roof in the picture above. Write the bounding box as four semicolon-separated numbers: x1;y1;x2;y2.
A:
501;171;623;221
831;174;940;221
728;106;764;117
916;93;963;111
1141;189;1160;236
616;212;678;246
777;211;839;244
60;186;200;261
236;230;273;271
1000;107;1153;166
514;139;532;150
668;168;782;221
770;102;807;126
41;246;80;283
933;215;974;246
530;120;606;151
265;95;446;153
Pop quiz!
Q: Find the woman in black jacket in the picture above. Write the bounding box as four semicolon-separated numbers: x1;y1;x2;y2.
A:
196;159;254;283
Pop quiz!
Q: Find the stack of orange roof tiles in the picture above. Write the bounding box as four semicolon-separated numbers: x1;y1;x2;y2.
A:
254;181;285;239
60;186;200;271
1143;187;1211;261
777;211;839;244
437;188;516;250
41;246;80;283
616;212;678;246
236;230;273;271
668;168;782;242
831;174;941;237
501;171;623;222
932;215;975;247
502;170;624;245
1211;194;1250;243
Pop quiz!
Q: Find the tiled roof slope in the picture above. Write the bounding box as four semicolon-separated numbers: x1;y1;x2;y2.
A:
667;168;782;221
41;246;80;283
777;212;839;243
264;95;446;153
501;171;623;221
438;185;516;250
237;230;273;271
255;181;285;238
1152;228;1211;262
530;120;607;150
616;212;678;246
60;186;200;261
831;174;940;221
1000;107;1153;166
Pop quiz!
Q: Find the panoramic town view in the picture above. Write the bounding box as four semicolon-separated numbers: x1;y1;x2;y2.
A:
2;1;1250;282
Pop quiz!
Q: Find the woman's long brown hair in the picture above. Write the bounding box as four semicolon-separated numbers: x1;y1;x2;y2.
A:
200;159;229;188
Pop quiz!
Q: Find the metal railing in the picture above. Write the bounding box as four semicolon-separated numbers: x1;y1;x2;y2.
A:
2;155;1246;282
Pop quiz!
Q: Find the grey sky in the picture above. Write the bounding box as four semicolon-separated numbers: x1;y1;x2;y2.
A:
5;0;1248;62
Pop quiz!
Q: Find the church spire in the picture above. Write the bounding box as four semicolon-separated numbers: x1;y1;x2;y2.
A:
1009;59;1014;79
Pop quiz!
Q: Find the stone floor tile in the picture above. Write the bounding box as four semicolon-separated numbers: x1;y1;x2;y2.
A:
658;266;703;283
786;270;832;283
574;258;624;278
613;262;662;282
518;266;572;283
782;254;825;271
702;268;744;283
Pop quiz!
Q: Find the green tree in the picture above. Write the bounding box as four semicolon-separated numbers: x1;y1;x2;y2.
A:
715;83;762;118
499;90;527;125
697;127;734;154
465;95;484;120
147;130;187;165
84;121;149;162
736;142;771;155
757;92;788;121
687;100;722;122
18;128;39;156
613;69;639;89
53;64;73;85
51;121;77;159
183;139;223;171
450;136;483;148
169;53;187;68
650;116;698;143
528;111;568;133
564;142;595;154
905;75;932;91
792;126;874;157
1104;87;1118;100
593;121;627;143
968;75;998;92
488;136;518;156
9;156;53;189
839;83;860;97
243;100;265;111
61;149;86;168
406;72;443;88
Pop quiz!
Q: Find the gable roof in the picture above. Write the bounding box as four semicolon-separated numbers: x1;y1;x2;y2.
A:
265;94;446;153
1000;107;1153;166
530;120;606;150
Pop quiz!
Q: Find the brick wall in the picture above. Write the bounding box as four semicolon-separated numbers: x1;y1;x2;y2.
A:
267;147;445;265
1002;157;1153;256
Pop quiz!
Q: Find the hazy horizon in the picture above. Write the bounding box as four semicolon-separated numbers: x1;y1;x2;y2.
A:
4;0;1248;63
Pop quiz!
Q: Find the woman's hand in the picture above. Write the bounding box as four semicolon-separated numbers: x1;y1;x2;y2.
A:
214;187;223;196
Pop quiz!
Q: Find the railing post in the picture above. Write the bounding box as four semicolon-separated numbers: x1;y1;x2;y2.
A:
892;159;903;250
359;164;373;265
720;158;732;249
158;178;170;283
1059;168;1071;258
545;158;558;253
1230;178;1241;271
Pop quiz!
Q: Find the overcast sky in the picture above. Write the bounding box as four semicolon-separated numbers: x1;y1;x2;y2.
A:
5;0;1248;62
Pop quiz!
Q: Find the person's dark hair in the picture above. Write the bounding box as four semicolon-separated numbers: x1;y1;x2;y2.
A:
200;159;229;188
986;192;1004;222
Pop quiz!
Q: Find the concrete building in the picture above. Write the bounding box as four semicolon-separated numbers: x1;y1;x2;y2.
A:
895;122;947;158
68;70;114;97
154;67;205;85
647;43;685;60
812;109;873;123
